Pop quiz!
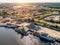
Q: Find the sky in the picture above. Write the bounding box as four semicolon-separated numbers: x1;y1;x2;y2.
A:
0;0;59;3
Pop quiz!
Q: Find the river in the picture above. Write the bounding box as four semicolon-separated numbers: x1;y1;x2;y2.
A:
0;27;60;45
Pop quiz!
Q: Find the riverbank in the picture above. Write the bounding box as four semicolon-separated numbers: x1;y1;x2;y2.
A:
39;26;60;41
0;22;60;42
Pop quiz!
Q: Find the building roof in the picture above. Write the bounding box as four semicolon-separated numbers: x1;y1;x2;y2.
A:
27;23;41;31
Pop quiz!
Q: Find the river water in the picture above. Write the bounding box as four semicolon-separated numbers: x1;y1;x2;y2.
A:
0;27;60;45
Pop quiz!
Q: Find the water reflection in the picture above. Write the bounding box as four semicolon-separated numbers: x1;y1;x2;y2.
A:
0;27;20;45
0;27;60;45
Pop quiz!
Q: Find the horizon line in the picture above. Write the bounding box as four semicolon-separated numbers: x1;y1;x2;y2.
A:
0;2;60;3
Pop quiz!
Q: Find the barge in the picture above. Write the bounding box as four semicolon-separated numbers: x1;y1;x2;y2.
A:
37;34;55;42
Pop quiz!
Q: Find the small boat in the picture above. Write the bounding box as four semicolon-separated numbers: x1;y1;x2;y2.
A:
37;34;55;42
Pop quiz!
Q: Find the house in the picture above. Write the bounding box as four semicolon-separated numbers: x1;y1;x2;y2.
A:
27;23;41;31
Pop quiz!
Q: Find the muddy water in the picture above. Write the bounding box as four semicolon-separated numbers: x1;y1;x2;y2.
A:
0;27;60;45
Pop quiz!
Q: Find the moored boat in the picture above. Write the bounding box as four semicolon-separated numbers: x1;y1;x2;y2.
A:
37;34;55;42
